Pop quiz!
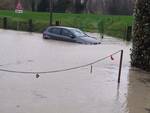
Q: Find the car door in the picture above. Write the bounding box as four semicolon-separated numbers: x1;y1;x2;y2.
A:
61;29;75;42
48;28;61;40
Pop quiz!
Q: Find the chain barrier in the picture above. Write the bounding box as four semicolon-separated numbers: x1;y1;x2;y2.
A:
0;50;122;75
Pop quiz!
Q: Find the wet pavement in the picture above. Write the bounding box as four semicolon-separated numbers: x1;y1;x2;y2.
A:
0;29;150;113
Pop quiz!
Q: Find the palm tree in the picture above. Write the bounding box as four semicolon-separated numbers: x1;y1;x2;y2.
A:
131;0;150;71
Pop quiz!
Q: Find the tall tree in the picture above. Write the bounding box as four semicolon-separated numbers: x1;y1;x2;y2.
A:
74;0;84;13
37;0;49;12
53;0;72;13
131;0;150;71
31;0;35;11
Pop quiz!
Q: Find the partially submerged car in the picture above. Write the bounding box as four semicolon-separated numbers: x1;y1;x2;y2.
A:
43;26;101;44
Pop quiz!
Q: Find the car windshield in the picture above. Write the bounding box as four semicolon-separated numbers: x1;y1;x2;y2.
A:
70;29;87;37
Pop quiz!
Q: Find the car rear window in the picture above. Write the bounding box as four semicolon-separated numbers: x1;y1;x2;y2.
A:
62;29;73;37
49;28;61;35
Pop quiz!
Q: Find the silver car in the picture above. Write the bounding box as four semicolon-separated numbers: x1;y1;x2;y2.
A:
43;26;101;44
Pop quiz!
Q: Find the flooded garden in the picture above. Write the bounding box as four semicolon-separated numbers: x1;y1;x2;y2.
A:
0;29;149;113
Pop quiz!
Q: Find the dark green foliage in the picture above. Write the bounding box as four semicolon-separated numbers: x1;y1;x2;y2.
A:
53;0;72;13
37;0;49;12
31;0;35;11
0;0;134;15
131;0;150;71
106;0;133;15
74;1;84;13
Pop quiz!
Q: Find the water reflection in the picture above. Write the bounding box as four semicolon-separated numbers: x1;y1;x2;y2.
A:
127;68;150;113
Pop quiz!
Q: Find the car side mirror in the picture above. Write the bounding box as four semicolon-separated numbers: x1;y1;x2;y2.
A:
70;34;75;38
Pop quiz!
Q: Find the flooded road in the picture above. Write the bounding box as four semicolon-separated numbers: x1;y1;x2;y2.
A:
0;29;149;113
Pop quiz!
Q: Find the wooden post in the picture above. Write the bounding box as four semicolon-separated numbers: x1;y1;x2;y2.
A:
3;17;7;29
90;65;93;74
118;50;123;83
17;21;20;30
126;26;132;41
28;19;33;32
55;21;60;26
49;0;53;26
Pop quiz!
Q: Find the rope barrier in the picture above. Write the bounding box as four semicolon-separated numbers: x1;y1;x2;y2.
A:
0;50;122;75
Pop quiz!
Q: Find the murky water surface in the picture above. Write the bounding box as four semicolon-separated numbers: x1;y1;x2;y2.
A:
0;29;150;113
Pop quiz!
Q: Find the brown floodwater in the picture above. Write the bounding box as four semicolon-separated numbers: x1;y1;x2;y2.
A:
0;29;149;113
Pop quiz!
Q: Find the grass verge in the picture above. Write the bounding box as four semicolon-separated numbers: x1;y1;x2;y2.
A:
0;10;133;39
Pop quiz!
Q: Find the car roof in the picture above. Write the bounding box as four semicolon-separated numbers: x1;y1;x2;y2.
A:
48;26;78;30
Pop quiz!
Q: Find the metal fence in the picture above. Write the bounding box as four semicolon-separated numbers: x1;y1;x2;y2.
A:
0;17;132;41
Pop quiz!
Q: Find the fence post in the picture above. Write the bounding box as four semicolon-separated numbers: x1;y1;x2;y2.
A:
28;19;33;32
118;50;123;83
17;21;20;30
90;65;93;74
126;26;132;41
97;20;104;39
3;17;7;29
55;21;60;26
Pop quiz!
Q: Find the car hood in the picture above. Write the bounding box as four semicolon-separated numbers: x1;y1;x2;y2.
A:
77;36;101;44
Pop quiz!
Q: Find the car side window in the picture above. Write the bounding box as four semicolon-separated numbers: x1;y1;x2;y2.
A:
49;28;61;35
62;29;74;38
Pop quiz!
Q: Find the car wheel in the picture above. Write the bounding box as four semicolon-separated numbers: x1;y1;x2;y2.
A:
43;34;48;39
43;36;48;39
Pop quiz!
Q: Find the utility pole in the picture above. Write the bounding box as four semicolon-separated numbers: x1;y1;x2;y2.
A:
49;0;53;26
